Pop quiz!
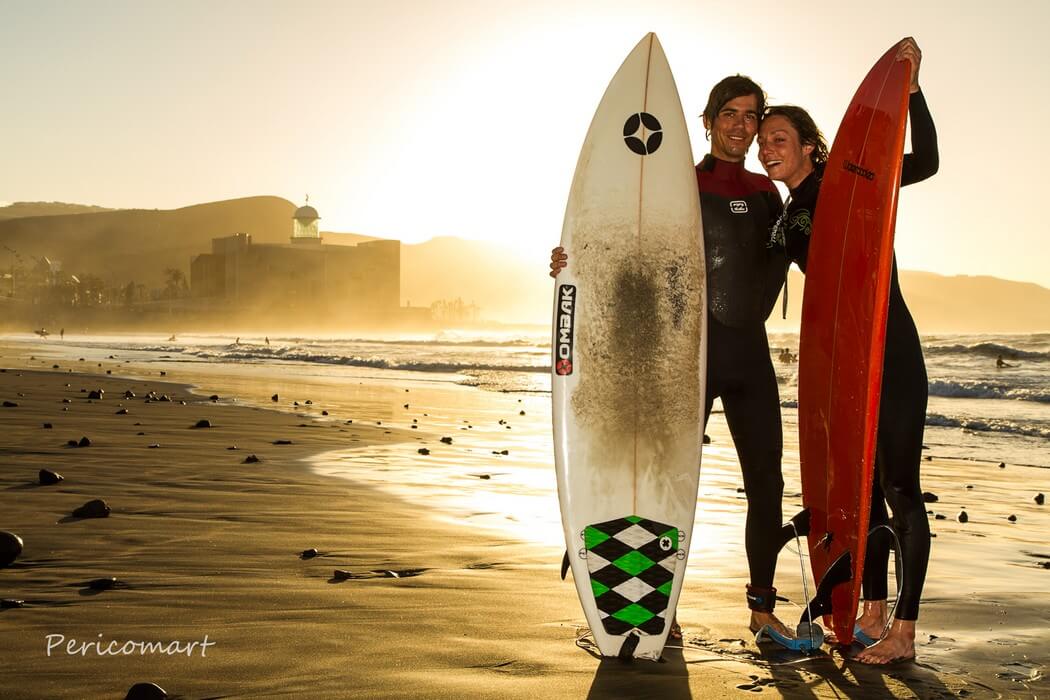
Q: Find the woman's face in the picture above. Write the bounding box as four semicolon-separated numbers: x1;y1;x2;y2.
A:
758;115;814;189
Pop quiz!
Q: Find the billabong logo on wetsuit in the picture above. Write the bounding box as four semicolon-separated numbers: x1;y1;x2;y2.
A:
623;112;663;155
730;200;748;214
555;284;576;375
843;160;875;180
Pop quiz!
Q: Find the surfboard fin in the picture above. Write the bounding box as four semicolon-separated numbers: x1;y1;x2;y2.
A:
777;508;810;551
617;632;640;662
799;550;852;626
560;550;570;580
754;621;825;654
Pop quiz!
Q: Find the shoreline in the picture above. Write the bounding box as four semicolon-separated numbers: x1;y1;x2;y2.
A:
1;355;1047;697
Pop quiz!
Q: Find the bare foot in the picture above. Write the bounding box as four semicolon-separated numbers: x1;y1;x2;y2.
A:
750;611;793;638
855;599;889;643
854;619;916;664
668;616;682;640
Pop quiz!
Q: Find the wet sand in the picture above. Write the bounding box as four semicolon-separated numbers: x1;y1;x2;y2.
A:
1;345;1047;698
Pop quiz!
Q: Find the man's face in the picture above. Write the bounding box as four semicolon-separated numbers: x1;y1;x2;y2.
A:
704;94;759;162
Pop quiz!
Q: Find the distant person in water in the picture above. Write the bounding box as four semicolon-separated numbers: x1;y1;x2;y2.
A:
59;328;64;340
996;355;1012;369
265;336;270;346
757;37;937;664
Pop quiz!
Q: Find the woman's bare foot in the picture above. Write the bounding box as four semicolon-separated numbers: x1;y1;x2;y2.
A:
855;599;889;643
854;618;916;664
750;610;793;638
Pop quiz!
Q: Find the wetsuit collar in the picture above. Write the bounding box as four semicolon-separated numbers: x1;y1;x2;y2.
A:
789;162;824;200
698;154;747;176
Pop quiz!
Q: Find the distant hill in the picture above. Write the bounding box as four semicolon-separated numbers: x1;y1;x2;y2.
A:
0;197;299;287
3;197;1047;332
0;201;114;221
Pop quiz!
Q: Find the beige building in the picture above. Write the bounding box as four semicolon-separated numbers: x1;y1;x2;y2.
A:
190;204;399;323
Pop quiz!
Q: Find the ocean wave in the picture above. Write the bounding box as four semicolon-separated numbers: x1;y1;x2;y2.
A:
927;379;1050;403
924;342;1049;361
925;413;1050;440
181;346;548;375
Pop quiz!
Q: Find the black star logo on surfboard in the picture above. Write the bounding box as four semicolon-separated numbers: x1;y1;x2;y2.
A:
623;112;663;155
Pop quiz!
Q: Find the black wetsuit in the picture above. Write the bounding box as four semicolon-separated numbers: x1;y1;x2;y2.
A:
697;156;786;602
775;90;939;621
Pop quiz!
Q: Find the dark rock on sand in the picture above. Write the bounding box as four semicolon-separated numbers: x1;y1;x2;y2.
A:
440;437;453;444
39;469;64;485
88;390;104;399
73;499;110;518
124;390;136;399
0;531;24;566
78;436;92;447
62;398;71;403
116;408;129;415
999;462;1006;468
272;394;279;402
244;454;260;464
957;510;969;523
922;491;939;503
418;448;430;455
274;439;292;445
478;474;491;480
43;423;52;429
67;440;79;447
322;410;328;416
300;548;319;559
1036;493;1045;505
125;681;167;700
703;434;711;445
193;419;212;428
935;514;946;520
1008;515;1018;522
2;401;18;408
209;395;219;401
88;577;119;590
148;443;160;448
1;599;25;608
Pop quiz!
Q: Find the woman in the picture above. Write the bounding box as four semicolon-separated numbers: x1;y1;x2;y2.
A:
757;37;938;665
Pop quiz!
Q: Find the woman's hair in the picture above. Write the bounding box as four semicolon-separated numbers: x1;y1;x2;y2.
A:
763;105;829;166
703;75;766;127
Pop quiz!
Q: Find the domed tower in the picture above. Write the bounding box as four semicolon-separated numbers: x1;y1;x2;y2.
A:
292;197;321;245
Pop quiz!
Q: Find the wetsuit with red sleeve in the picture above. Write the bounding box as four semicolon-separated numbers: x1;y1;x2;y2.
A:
696;155;787;610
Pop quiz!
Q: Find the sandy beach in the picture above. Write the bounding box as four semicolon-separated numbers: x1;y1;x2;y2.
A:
1;342;1047;699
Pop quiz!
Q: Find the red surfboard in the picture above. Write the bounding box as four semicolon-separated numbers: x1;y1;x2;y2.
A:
797;41;912;646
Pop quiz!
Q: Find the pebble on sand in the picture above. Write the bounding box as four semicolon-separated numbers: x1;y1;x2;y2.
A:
300;548;319;559
957;510;969;523
440;437;453;444
88;577;120;590
116;408;129;415
418;448;430;455
39;469;64;485
73;499;111;518
2;401;17;408
999;462;1006;468
244;454;260;464
922;491;939;503
124;390;136;399
934;514;946;520
193;419;212;428
88;389;104;399
1;599;25;608
209;394;219;401
273;439;292;445
1008;514;1018;522
1036;493;1045;505
125;682;167;700
78;436;92;447
43;423;52;429
272;394;279;402
0;531;24;566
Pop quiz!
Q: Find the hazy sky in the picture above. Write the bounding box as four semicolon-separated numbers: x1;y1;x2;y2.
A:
2;0;1047;287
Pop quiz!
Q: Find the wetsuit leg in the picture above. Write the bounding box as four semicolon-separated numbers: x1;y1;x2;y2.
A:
867;301;930;620
863;476;892;602
707;318;784;590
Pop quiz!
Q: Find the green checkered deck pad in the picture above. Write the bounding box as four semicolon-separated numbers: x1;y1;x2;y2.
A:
584;515;679;636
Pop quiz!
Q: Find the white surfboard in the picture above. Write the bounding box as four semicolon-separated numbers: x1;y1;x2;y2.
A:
552;32;706;660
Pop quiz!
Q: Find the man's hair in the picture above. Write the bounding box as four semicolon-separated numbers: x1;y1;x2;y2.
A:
703;75;766;126
763;105;829;166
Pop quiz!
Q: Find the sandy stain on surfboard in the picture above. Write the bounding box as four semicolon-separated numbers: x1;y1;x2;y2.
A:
570;223;703;509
